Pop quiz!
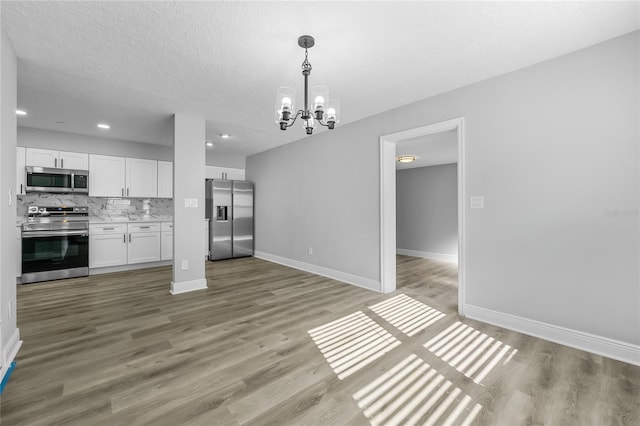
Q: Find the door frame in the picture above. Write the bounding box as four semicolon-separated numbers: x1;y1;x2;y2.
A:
379;117;466;316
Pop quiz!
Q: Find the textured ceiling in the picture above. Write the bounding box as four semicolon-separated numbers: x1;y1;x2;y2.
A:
2;1;638;162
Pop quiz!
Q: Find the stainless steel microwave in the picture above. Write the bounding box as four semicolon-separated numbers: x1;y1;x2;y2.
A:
25;166;89;193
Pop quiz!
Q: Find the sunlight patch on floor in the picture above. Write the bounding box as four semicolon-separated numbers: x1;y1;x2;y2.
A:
423;321;518;384
369;293;445;336
308;311;401;380
353;353;483;426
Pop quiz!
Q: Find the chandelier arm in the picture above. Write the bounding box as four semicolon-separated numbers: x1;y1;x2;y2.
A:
316;120;330;128
284;110;304;128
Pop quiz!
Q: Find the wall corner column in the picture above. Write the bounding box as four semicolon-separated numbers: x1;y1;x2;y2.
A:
171;113;207;294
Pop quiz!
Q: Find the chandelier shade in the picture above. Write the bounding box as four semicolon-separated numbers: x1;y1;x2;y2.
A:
276;35;339;135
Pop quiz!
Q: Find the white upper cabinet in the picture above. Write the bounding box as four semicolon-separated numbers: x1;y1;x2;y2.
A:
25;148;88;170
25;148;58;168
126;158;158;198
157;161;173;199
205;165;245;181
89;154;127;197
16;147;26;195
59;151;89;170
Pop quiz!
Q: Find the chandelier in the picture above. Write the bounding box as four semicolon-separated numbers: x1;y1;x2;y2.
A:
276;35;340;135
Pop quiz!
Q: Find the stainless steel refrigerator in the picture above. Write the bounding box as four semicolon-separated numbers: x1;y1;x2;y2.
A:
205;179;254;260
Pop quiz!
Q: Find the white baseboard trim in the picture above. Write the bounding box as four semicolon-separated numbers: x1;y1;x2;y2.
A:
464;304;640;366
397;248;458;263
171;278;208;295
255;251;380;292
2;328;22;382
89;260;172;276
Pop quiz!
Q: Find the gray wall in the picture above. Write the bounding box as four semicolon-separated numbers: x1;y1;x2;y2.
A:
247;31;639;346
396;164;458;257
1;26;19;368
18;127;173;161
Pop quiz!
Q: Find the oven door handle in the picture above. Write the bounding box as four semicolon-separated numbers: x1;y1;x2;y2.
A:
22;230;89;238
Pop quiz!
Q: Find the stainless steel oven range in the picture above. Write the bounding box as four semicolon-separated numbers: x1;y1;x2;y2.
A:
21;206;89;284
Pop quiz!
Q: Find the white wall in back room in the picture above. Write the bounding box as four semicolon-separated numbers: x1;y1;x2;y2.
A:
396;163;458;262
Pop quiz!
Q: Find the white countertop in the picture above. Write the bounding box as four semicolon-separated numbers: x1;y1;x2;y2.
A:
90;215;173;224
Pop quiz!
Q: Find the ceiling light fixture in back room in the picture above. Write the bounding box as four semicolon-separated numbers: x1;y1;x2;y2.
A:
276;35;340;135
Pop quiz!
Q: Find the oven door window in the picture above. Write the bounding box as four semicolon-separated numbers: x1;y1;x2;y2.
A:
22;234;89;274
27;172;71;189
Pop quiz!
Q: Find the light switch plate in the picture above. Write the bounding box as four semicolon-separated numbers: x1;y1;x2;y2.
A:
184;198;198;208
470;196;484;209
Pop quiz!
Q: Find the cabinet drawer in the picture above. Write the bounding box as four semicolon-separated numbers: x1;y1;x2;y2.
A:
90;223;127;234
128;222;160;233
161;222;173;232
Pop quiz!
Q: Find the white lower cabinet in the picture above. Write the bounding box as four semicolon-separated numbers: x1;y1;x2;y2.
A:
161;222;173;261
90;224;128;268
127;223;161;264
90;222;162;268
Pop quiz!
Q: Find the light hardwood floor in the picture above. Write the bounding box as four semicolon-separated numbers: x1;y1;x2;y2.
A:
1;255;638;425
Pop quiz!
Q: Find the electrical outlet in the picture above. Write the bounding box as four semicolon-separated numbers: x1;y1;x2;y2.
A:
308;246;313;256
8;300;13;319
181;260;189;270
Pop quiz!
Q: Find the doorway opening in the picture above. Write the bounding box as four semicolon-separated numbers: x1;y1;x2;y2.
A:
379;117;466;316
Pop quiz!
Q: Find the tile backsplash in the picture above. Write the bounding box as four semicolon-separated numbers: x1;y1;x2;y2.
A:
17;194;173;221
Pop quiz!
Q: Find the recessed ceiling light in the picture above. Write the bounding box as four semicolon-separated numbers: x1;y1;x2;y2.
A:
220;134;231;139
16;110;27;116
396;155;416;163
206;142;214;147
97;123;110;129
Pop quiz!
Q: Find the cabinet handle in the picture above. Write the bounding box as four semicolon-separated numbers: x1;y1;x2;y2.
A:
127;188;130;197
20;184;23;194
54;158;57;168
123;234;126;243
139;226;150;229
61;158;64;169
103;227;114;230
129;234;131;243
122;188;124;197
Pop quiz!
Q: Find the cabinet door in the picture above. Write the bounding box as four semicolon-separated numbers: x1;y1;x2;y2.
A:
225;167;246;181
128;232;161;264
89;233;128;268
89;155;126;197
26;148;58;168
157;161;173;198
161;231;173;260
205;165;225;179
16;147;26;195
126;158;158;198
59;151;89;170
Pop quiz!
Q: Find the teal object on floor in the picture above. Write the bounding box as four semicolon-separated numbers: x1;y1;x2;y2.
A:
0;361;16;395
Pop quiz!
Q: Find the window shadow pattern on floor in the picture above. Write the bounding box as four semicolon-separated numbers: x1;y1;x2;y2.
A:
307;311;401;380
369;294;445;337
423;321;518;384
353;353;483;426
